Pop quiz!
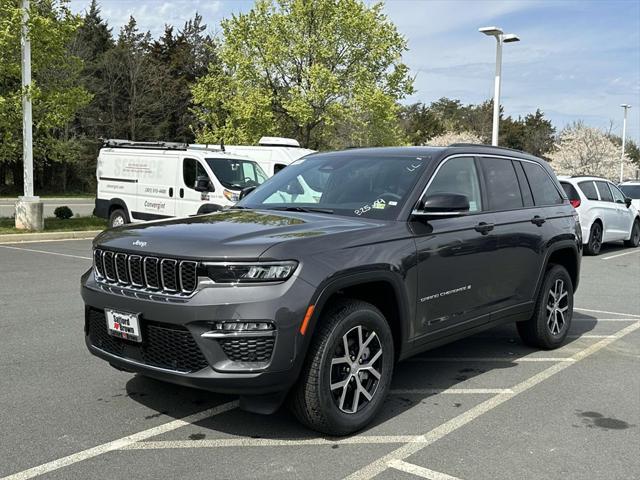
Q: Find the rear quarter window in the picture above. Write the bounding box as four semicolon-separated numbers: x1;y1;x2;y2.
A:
521;162;564;205
561;182;580;201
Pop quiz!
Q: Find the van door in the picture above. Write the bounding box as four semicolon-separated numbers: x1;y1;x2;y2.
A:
176;157;220;217
594;180;621;241
608;182;635;239
131;154;176;221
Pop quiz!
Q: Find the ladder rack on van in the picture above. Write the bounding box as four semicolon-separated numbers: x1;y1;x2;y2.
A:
102;139;188;150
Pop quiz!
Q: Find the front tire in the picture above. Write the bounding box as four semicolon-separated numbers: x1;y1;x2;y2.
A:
108;208;128;228
290;300;394;435
517;264;573;350
624;219;640;248
584;222;603;256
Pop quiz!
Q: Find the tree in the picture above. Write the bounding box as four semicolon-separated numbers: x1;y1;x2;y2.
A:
399;103;445;145
549;122;635;180
192;0;414;149
427;131;483;147
0;0;91;192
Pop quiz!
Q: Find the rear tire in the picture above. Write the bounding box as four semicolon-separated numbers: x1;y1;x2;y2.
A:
517;264;573;350
289;300;394;436
108;208;128;228
623;219;640;248
584;222;602;256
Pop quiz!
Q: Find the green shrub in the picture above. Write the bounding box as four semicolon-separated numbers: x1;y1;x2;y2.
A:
54;206;73;220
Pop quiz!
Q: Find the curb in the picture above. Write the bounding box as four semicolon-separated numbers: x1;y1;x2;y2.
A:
0;230;102;244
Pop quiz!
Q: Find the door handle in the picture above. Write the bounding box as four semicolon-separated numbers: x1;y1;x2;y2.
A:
169;187;173;198
531;215;546;226
474;222;494;234
180;188;184;198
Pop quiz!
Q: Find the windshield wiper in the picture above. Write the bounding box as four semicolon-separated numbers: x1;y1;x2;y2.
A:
229;205;250;209
268;206;334;214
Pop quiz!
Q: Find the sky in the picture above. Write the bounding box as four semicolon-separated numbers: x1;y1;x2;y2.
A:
68;0;640;143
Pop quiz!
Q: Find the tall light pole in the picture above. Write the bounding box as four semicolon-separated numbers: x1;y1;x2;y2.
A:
619;104;631;183
15;0;43;231
479;26;520;146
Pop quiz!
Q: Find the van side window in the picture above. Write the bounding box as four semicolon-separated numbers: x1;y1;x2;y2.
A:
274;164;287;174
480;157;523;211
578;181;598;200
426;156;482;212
595;181;613;202
521;161;563;205
183;158;209;190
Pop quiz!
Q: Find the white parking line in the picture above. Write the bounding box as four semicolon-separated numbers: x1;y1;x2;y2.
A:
601;250;640;260
388;460;463;480
0;244;91;260
0;401;238;480
573;318;638;322
567;334;615;339
574;307;640;318
390;388;513;395
122;435;426;450
408;357;575;363
343;321;640;480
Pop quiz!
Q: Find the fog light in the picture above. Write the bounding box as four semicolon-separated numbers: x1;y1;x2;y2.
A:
211;321;275;332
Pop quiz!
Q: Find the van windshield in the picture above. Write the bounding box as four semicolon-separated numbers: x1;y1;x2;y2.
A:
206;158;268;190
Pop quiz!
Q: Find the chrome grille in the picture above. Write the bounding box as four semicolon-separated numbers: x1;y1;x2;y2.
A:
93;249;199;295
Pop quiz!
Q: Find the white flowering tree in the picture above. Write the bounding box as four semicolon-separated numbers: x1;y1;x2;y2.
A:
427;131;484;147
549;122;635;180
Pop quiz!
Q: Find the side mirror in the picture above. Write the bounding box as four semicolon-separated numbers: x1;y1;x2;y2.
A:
239;186;257;200
625;197;632;208
285;180;304;195
413;193;470;218
195;175;214;192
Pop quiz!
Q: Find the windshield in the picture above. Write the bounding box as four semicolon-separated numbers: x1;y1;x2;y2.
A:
236;152;430;220
619;185;640;199
206;158;268;190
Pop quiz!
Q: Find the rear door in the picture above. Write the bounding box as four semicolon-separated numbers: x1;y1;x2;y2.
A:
594;180;622;241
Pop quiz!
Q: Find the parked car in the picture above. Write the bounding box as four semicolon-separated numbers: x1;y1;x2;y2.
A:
94;139;268;227
619;180;640;210
83;145;582;435
192;137;316;177
559;176;640;255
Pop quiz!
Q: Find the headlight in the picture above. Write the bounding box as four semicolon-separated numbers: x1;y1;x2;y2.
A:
223;189;240;202
202;261;298;283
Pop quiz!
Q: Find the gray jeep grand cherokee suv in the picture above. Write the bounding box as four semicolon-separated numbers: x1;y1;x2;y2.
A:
82;145;582;435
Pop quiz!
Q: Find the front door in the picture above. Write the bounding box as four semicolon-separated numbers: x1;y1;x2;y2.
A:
176;157;214;218
414;156;495;337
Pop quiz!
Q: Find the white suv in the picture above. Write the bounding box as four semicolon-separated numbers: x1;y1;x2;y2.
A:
559;176;640;255
619;181;640;210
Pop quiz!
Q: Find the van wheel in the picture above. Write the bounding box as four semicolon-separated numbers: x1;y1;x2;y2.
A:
108;208;128;228
584;222;602;255
624;219;640;247
517;264;573;350
289;300;394;435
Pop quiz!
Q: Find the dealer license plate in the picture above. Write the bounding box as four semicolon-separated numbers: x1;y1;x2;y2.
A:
105;308;142;343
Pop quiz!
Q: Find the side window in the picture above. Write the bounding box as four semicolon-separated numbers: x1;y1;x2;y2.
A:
425;157;482;212
513;161;534;207
183;158;209;190
595;181;613;202
521;161;564;206
609;183;626;204
480;157;523;211
578;181;598;200
274;164;287;174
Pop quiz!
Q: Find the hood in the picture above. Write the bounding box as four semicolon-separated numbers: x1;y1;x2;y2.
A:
94;209;383;260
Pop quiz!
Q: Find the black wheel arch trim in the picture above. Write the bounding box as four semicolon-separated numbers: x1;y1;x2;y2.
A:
102;198;131;222
534;240;581;299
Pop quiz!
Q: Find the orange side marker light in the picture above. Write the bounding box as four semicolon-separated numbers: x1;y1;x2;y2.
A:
299;305;315;335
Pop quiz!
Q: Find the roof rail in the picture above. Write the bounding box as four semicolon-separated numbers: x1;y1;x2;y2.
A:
102;139;188;150
448;143;529;155
187;143;226;153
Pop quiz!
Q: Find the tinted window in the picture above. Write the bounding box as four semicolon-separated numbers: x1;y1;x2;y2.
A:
426;157;482;212
274;164;287;174
595;181;613;202
521;161;563;205
620;185;640;199
578;181;598;200
183;158;209;190
561;182;580;201
205;158;267;190
609;183;626;204
237;154;430;220
481;157;523;211
513;161;534;207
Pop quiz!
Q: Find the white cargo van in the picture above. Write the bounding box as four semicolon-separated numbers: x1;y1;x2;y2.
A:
95;140;268;227
191;137;315;177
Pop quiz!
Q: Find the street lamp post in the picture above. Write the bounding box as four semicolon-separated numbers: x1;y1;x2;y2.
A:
479;27;520;146
619;104;631;183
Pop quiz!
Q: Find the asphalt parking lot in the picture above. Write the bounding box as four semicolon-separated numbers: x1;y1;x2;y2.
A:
0;238;638;480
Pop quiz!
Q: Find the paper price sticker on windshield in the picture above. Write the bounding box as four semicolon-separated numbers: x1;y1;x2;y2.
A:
372;199;386;209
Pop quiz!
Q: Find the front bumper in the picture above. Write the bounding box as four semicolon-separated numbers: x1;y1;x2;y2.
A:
81;270;316;396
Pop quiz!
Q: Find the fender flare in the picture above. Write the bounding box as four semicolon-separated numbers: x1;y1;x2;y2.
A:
533;240;581;299
108;198;131;222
